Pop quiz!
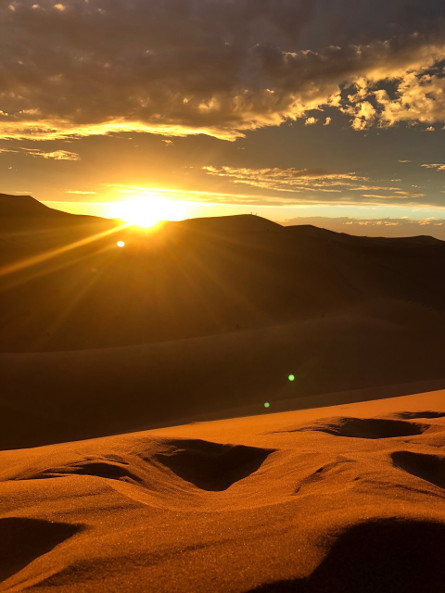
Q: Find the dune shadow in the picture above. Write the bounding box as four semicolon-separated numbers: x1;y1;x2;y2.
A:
393;411;445;420
154;439;274;491
0;517;81;582
392;451;445;490
296;417;427;439
246;519;445;593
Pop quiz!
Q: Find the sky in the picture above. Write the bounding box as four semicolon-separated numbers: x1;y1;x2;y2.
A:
1;0;445;237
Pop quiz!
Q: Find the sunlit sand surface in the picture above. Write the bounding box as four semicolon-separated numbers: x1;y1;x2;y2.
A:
0;390;444;592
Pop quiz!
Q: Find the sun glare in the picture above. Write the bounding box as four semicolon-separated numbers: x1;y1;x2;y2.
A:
108;196;189;228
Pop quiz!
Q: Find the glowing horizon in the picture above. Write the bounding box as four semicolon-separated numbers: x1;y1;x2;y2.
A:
1;1;444;238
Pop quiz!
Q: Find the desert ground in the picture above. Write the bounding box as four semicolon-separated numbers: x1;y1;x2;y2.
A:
0;194;444;591
0;389;444;592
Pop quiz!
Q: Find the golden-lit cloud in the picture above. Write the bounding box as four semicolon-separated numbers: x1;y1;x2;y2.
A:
0;147;79;160
305;117;318;126
1;1;444;141
342;66;445;130
421;163;445;171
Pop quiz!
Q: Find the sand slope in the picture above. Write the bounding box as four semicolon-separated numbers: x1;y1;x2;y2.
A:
0;390;444;592
1;303;445;449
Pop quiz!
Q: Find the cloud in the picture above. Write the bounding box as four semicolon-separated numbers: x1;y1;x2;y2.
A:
339;60;445;130
0;147;79;160
0;2;443;141
305;116;318;126
203;165;371;192
202;165;426;202
421;163;445;171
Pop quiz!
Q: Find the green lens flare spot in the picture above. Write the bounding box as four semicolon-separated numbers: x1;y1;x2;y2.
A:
288;374;295;382
264;402;270;408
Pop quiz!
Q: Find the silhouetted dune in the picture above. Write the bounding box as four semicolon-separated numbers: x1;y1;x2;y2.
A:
0;194;66;219
177;213;282;235
1;193;445;353
0;193;109;226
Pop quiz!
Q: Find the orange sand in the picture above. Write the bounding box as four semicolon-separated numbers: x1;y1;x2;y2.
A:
0;389;444;592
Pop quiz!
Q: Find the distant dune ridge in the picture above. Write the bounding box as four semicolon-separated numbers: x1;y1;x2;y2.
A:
0;193;445;448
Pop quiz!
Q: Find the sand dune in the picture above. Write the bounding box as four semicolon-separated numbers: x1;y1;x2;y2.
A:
1;195;445;591
1;304;445;449
0;390;444;592
2;194;445;353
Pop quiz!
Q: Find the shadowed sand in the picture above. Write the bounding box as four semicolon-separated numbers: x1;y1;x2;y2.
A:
392;451;445;489
292;416;428;438
0;390;444;592
0;518;80;583
247;520;445;593
154;440;274;491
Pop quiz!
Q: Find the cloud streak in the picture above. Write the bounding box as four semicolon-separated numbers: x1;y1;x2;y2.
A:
421;163;445;171
0;147;79;160
202;166;427;202
103;178;430;208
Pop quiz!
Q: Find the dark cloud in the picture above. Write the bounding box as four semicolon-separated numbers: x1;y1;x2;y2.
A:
299;0;445;48
0;1;444;140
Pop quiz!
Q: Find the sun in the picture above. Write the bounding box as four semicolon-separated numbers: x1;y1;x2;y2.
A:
108;196;189;228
